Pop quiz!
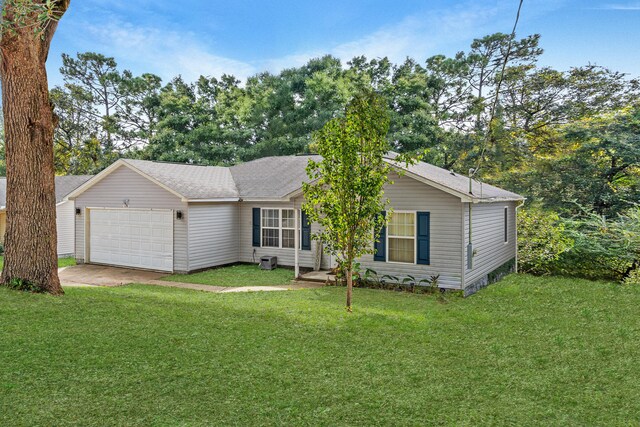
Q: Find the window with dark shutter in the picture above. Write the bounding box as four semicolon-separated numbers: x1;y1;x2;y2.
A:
504;207;508;243
416;212;430;265
301;210;311;250
388;212;415;263
252;208;261;247
374;211;386;261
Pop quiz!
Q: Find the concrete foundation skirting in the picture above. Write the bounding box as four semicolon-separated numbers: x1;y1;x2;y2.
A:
464;258;516;297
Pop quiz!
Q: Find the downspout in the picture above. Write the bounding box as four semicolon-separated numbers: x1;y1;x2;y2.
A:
467;169;475;270
460;203;466;290
514;199;525;273
294;201;300;279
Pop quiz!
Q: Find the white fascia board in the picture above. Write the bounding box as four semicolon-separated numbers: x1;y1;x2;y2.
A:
187;198;241;203
282;187;305;200
67;159;187;201
281;179;318;200
396;167;473;202
240;197;291;203
473;196;527;204
283;167;475;202
120;161;187;201
66;159;126;200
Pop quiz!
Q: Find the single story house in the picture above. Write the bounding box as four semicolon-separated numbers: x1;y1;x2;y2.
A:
0;175;93;257
67;155;524;295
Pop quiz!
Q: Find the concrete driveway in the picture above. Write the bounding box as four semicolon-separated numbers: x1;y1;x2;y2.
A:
59;263;323;293
59;264;166;287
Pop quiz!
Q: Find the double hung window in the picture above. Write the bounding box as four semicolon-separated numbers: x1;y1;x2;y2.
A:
262;208;296;248
387;212;415;263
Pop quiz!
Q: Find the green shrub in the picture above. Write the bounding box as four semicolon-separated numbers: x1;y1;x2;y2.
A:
5;277;44;293
560;206;640;282
340;268;442;294
624;269;640;285
517;206;573;275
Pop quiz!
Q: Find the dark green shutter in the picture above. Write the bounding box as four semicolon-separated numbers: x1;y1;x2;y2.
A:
504;207;508;242
252;208;261;247
374;211;386;262
301;210;311;250
417;212;430;265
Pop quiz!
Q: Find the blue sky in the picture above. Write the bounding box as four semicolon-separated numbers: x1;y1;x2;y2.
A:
47;0;640;86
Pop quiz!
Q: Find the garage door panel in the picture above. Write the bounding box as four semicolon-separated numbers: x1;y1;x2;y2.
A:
89;209;173;272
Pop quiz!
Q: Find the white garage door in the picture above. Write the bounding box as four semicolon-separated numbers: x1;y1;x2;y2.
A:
88;208;174;272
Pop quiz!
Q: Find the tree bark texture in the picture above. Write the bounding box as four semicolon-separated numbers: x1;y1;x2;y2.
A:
346;269;353;312
0;1;70;294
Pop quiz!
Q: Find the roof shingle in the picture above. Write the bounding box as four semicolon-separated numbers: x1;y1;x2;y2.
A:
72;154;524;202
122;159;238;199
383;153;524;202
229;155;321;199
0;175;93;208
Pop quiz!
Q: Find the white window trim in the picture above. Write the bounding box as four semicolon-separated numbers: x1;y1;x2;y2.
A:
386;210;417;265
261;208;296;249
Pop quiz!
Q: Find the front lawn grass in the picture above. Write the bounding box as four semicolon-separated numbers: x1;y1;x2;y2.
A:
57;257;77;268
162;263;294;287
1;274;640;425
0;255;75;271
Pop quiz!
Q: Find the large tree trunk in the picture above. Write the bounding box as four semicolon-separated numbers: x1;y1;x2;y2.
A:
0;1;70;294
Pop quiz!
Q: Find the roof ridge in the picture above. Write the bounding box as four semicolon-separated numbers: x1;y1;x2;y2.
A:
230;153;321;167
122;158;228;169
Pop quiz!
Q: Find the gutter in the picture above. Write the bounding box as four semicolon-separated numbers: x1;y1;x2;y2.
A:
185;197;241;203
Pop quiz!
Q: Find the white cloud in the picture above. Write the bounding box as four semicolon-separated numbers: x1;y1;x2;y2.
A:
72;20;257;83
53;0;564;85
331;4;499;63
260;1;522;73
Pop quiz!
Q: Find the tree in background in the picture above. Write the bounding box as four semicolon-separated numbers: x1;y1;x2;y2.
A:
501;105;640;216
517;205;573;275
0;0;70;294
136;75;234;165
49;33;639;218
60;52;123;151
561;206;640;282
117;72;162;145
50;84;104;174
53;52;164;172
303;91;394;311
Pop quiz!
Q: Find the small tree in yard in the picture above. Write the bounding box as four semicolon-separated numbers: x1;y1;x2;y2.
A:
303;90;400;312
0;0;71;294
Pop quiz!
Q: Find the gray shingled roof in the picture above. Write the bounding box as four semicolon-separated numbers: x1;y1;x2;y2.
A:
383;153;524;202
0;175;93;208
122;159;238;199
54;175;94;203
229;155;321;199
72;154;523;202
227;153;522;202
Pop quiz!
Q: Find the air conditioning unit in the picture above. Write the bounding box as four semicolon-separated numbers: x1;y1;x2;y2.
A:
260;256;277;270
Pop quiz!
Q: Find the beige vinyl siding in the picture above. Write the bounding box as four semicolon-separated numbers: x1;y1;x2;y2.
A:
56;201;75;256
358;172;464;289
187;203;239;270
463;201;517;288
238;201;329;269
2;203;76;256
74;166;189;272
